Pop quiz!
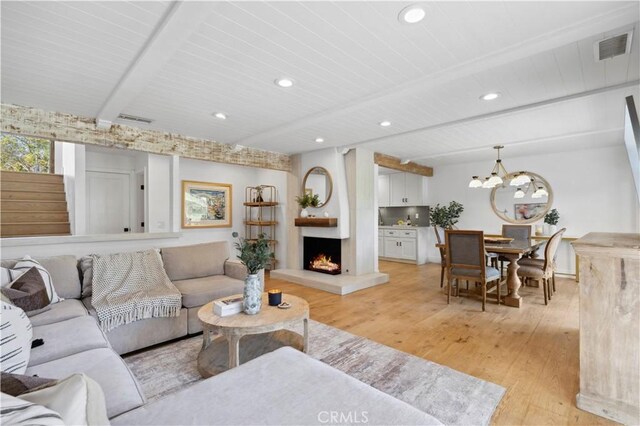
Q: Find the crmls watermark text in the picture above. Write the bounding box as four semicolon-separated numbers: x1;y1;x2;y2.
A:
317;411;369;424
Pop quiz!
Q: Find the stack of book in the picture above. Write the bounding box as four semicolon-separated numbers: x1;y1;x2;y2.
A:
213;296;243;316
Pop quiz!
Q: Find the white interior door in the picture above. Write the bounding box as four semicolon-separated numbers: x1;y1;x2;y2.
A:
86;171;130;234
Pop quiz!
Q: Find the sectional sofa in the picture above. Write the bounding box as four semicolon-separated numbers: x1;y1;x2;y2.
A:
2;242;443;424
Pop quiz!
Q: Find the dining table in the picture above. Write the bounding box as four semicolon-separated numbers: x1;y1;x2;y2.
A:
436;238;544;308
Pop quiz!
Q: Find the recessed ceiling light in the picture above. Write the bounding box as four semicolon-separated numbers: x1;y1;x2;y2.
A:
213;112;227;120
379;120;391;127
480;92;501;101
275;78;294;88
315;137;325;143
399;5;426;24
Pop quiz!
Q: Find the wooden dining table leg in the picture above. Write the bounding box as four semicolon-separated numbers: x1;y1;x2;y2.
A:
502;252;523;308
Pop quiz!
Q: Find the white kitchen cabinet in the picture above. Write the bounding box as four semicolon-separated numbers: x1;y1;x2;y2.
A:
399;237;417;260
403;173;422;205
378;229;385;257
389;173;406;206
378;175;390;207
386;172;424;206
378;227;428;264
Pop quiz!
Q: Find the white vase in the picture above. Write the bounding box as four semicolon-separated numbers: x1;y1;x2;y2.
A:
300;209;309;218
549;224;557;234
243;274;262;315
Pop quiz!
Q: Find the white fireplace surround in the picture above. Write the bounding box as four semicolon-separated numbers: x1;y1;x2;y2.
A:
273;147;389;295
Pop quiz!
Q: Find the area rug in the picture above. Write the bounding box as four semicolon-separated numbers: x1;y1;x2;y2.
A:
124;320;505;425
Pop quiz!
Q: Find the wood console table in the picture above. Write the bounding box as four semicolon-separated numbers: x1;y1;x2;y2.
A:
572;233;639;425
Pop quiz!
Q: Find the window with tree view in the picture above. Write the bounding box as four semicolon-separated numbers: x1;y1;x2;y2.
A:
1;134;53;173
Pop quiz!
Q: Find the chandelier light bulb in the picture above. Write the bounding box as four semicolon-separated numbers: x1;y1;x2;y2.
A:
487;172;503;187
481;177;494;188
514;188;525;199
468;176;483;188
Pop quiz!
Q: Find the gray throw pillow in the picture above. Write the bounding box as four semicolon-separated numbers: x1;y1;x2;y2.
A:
1;267;50;312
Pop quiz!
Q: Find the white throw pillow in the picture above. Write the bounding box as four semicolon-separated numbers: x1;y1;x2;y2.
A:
5;256;62;304
0;301;33;374
20;374;110;426
0;392;64;425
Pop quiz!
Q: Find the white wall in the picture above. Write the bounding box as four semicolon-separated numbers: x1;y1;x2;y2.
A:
2;157;288;267
299;148;350;239
147;154;171;233
58;142;86;235
424;144;639;274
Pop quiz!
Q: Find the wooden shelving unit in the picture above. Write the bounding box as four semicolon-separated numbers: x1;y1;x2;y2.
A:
244;185;278;269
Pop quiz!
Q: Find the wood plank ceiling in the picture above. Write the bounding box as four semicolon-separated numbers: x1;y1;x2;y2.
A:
1;1;639;166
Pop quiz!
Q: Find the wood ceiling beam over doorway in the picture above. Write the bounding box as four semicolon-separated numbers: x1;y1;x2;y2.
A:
374;153;433;177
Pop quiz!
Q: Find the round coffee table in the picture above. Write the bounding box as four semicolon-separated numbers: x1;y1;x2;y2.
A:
197;293;309;378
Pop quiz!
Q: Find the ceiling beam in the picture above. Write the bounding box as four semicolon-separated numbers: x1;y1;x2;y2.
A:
1;104;291;172
96;1;216;122
374;153;433;177
236;3;638;147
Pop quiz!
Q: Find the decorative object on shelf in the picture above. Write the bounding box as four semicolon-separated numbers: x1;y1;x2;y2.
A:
429;201;464;229
295;192;320;218
323;211;329;218
544;208;560;234
232;232;274;315
490;171;553;224
468;146;532;189
302;166;333;207
244;185;277;269
535;225;544;236
268;289;282;306
182;180;232;228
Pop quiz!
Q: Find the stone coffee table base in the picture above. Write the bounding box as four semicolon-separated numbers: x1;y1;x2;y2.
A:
197;330;304;378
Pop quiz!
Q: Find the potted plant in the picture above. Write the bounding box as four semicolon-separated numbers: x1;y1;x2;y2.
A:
232;232;274;315
544;208;559;234
429;201;464;230
295;193;320;218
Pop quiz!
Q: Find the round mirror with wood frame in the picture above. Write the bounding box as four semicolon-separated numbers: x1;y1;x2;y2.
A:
490;171;553;224
302;166;333;208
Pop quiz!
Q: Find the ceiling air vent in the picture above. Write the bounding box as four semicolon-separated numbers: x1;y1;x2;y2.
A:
117;113;154;124
595;31;633;61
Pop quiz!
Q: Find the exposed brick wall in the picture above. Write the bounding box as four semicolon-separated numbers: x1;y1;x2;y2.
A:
1;104;291;172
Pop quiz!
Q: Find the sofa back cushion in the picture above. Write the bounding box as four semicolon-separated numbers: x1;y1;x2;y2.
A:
0;256;81;300
161;242;229;281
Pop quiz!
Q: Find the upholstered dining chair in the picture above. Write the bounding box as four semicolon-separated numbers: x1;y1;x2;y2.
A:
445;230;501;311
433;226;446;288
516;228;566;305
499;224;532;277
518;228;563;294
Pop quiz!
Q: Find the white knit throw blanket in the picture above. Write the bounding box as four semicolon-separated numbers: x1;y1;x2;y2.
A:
91;249;181;332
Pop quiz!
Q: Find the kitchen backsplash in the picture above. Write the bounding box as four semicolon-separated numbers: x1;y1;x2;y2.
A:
379;206;430;226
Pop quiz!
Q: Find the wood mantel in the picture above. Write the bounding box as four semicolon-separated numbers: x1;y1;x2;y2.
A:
294;218;337;227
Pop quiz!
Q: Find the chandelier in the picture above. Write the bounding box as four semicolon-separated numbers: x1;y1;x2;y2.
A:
468;146;531;189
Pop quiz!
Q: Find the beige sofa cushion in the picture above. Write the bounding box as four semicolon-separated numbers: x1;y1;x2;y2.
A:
29;299;88;327
161;242;229;281
1;256;82;300
29;316;109;367
26;348;146;419
173;275;244;309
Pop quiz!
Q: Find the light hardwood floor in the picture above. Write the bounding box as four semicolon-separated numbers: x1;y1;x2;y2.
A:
265;260;617;426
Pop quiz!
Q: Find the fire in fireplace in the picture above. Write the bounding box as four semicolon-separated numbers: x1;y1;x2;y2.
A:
303;237;341;275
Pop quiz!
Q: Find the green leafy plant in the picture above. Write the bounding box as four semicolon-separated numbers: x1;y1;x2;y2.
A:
544;208;559;226
295;192;320;209
232;232;274;275
1;134;51;173
429;201;464;229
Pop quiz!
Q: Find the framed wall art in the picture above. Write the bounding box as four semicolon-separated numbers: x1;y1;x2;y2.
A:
182;180;232;228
